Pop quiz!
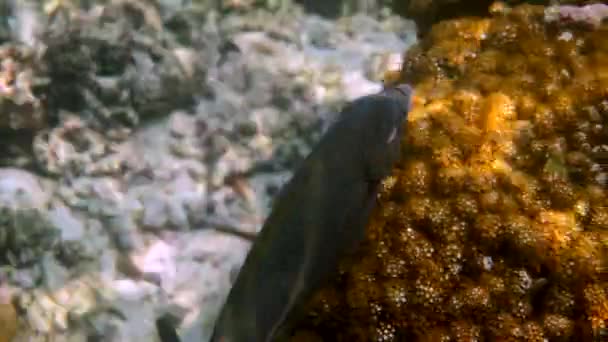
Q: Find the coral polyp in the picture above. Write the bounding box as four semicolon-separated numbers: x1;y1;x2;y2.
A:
291;2;608;341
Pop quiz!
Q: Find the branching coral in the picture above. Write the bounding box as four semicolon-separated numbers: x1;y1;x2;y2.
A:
290;2;608;341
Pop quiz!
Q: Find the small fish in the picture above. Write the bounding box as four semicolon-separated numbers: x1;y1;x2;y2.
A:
156;84;413;342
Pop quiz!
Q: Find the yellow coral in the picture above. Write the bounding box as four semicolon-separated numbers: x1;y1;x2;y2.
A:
290;2;608;340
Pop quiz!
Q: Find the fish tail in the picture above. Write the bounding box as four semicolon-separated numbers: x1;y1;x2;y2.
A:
156;315;181;342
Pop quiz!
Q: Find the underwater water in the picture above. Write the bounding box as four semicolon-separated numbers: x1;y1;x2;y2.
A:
0;1;606;341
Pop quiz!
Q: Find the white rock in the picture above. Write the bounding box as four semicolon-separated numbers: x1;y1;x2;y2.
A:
112;279;156;301
0;168;49;209
48;205;85;241
139;240;177;292
141;194;169;229
41;254;69;292
341;70;382;100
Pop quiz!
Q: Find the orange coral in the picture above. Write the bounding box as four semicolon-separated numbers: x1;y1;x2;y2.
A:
290;2;608;341
0;283;17;342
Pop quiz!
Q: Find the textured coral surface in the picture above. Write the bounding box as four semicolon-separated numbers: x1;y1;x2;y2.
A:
292;3;607;341
0;44;47;131
394;0;608;35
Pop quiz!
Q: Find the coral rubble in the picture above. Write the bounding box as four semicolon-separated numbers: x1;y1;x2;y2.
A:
0;0;418;339
0;44;48;131
292;2;608;341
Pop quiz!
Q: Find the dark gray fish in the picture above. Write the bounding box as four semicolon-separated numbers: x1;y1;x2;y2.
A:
209;84;413;342
156;314;182;342
155;84;413;342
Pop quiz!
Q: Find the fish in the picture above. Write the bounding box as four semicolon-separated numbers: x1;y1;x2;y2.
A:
156;84;413;342
156;314;182;342
210;84;413;342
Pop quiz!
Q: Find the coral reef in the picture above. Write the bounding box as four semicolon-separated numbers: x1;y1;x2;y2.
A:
0;279;17;342
41;1;200;127
0;44;48;131
32;115;132;177
392;0;608;35
0;168;57;267
545;3;608;29
392;0;496;35
0;0;417;340
292;2;608;341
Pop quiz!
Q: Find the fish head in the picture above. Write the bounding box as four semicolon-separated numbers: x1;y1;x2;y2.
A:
384;83;414;117
362;83;413;181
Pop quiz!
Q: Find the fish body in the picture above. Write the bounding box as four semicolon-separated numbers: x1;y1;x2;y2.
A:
156;314;182;342
210;84;413;342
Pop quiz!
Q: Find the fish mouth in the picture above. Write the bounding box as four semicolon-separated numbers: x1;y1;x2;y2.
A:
394;83;413;97
381;83;413;121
